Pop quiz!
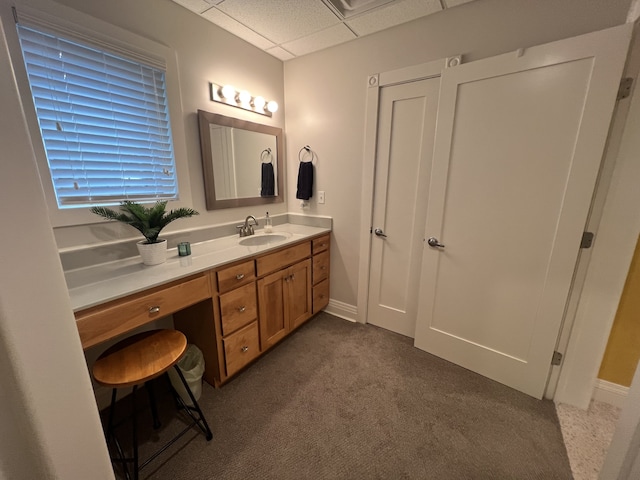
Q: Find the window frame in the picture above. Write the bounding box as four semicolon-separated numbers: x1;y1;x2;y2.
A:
9;6;192;228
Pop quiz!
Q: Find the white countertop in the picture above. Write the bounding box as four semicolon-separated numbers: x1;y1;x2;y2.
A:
65;223;330;312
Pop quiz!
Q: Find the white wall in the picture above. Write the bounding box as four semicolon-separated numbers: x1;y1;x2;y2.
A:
0;1;113;477
283;0;631;312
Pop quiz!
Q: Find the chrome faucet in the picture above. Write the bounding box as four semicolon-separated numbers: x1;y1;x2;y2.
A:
237;215;258;237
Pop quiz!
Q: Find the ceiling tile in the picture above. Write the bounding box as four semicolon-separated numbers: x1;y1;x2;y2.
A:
282;24;357;57
171;0;211;14
444;0;476;7
265;46;296;61
216;0;341;44
201;7;276;50
346;0;441;36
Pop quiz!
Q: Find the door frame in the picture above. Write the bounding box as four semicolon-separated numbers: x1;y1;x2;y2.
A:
356;56;462;325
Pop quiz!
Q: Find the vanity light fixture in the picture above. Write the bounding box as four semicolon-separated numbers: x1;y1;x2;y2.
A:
210;82;277;117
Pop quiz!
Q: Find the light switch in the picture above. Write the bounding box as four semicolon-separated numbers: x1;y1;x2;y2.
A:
318;191;325;204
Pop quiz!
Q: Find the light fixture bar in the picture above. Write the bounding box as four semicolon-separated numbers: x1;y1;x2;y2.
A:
209;82;278;117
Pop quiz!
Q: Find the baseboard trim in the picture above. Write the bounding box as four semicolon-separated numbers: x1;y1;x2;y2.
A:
593;379;629;408
324;299;357;323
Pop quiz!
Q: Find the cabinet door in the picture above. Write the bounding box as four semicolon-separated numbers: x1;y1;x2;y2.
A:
287;259;312;330
257;270;288;351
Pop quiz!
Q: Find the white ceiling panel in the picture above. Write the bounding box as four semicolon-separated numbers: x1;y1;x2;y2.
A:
172;0;479;60
282;23;357;57
346;0;442;36
217;0;341;45
443;0;476;7
172;0;211;14
201;7;276;50
266;46;296;61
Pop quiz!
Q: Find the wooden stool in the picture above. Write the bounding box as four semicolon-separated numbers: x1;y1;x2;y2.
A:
93;329;213;480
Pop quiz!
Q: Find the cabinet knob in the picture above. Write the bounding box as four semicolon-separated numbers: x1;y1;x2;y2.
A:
290;274;295;281
236;273;245;280
321;266;327;270
238;306;246;313
149;306;161;314
241;346;249;353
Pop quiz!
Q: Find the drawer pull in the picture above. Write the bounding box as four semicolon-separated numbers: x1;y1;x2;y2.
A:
238;306;246;313
241;345;249;353
236;273;245;280
149;306;161;314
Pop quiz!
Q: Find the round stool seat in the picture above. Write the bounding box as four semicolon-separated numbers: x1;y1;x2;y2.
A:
93;329;187;388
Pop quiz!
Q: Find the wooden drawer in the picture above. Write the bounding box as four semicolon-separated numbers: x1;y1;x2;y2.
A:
223;321;260;377
313;278;330;314
220;282;257;336
312;234;330;255
217;260;255;294
312;250;329;285
256;242;311;277
76;274;211;350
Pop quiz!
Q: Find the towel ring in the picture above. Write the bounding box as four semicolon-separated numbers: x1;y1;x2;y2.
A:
298;145;314;163
261;148;272;164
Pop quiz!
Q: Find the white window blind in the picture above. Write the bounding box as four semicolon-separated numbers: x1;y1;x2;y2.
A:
16;23;179;208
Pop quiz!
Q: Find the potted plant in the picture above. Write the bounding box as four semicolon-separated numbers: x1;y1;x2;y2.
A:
90;201;199;265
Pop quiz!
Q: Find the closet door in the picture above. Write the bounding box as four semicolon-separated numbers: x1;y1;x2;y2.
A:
414;25;631;399
367;77;440;337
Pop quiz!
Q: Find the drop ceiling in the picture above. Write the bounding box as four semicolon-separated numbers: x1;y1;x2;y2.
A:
171;0;476;61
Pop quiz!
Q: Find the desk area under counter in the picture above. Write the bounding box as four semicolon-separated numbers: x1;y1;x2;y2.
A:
67;223;331;387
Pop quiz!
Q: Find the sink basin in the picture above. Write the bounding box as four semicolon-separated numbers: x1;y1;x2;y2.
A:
239;234;289;247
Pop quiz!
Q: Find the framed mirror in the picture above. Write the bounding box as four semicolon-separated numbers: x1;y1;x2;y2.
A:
197;110;284;210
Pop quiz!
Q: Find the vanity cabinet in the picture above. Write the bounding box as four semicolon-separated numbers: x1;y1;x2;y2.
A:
206;234;328;385
78;231;331;388
257;258;312;351
312;234;330;313
213;260;261;379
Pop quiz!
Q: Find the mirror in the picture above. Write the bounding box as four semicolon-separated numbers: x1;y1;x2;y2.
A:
197;110;284;210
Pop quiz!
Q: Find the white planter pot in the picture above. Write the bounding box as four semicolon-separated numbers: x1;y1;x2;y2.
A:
136;239;167;266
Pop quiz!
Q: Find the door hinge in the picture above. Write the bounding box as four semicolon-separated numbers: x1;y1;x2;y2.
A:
551;351;563;366
618;77;633;100
580;231;595;249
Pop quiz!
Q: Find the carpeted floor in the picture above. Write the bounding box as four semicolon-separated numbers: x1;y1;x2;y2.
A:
110;312;573;479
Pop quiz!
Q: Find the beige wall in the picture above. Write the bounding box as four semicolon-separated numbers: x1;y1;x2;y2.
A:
599;235;640;387
284;0;631;309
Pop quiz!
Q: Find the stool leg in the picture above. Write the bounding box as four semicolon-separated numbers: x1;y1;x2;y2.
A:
145;380;161;430
131;385;139;480
106;388;132;480
106;388;117;444
172;365;213;441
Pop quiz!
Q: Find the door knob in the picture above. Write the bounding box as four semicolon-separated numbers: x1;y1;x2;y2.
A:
374;228;387;238
427;237;445;248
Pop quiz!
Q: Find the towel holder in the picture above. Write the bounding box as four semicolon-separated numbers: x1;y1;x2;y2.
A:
298;145;315;163
261;148;273;163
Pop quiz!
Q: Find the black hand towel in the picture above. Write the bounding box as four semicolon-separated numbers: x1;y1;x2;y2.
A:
261;162;275;197
296;161;313;200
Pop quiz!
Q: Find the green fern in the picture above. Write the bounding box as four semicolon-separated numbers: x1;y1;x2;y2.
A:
90;201;199;244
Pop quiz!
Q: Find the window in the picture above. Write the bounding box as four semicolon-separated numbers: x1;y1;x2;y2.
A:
16;23;179;209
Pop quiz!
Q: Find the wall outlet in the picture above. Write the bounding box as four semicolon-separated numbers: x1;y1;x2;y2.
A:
318;191;325;204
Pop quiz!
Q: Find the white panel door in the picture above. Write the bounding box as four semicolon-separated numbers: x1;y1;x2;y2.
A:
414;26;631;399
367;78;439;337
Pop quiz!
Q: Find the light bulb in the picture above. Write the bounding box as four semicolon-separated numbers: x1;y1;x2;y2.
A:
220;84;235;100
238;90;251;104
267;100;279;113
253;96;266;110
